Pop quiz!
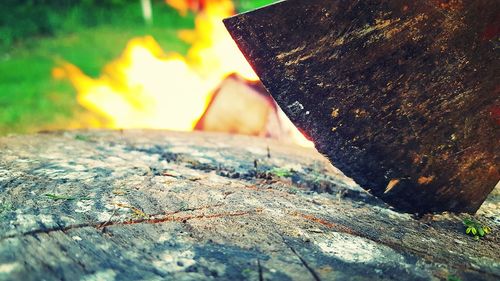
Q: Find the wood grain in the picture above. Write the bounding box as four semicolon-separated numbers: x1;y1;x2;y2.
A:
0;130;498;280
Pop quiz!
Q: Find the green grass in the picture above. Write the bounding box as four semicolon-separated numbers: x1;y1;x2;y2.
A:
0;26;193;135
0;0;274;136
0;55;75;135
236;0;277;11
0;2;193;135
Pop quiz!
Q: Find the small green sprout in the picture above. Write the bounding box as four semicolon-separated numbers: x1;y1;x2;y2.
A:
270;167;293;177
463;218;491;240
0;202;14;218
0;202;13;212
241;268;253;278
45;193;91;201
74;134;90;141
447;275;462;281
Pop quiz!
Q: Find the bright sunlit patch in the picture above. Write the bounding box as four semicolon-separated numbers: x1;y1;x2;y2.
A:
53;0;313;147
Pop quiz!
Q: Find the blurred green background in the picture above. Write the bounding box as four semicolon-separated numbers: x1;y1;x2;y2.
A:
0;0;274;135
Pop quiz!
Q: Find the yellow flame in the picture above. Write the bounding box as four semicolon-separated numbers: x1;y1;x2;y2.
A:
53;0;313;147
178;0;257;81
55;37;212;131
164;0;190;16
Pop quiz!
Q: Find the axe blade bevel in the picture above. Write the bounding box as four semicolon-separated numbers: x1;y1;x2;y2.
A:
224;0;500;214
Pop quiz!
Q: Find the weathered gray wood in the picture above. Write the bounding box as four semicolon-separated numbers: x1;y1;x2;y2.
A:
0;130;498;281
224;0;500;214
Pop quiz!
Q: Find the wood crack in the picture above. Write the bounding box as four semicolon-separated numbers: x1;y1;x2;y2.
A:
289;210;500;279
276;230;322;281
0;208;263;241
257;258;264;281
286;242;322;281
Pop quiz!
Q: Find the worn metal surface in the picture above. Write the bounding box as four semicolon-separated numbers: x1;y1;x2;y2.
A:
224;0;500;214
0;130;499;280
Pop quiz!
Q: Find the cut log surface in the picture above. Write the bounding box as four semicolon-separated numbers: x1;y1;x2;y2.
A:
0;130;498;281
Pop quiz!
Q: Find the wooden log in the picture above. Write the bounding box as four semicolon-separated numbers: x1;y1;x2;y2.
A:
194;73;280;137
0;130;498;280
224;0;500;214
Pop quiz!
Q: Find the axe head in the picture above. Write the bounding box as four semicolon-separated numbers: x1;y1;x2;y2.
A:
224;0;500;214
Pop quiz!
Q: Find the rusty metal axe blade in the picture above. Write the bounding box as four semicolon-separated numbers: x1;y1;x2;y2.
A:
224;0;500;214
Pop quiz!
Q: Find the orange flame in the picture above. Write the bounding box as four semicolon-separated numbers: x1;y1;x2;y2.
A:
53;0;313;147
54;37;213;131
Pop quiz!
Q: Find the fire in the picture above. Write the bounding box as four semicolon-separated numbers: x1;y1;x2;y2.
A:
54;37;212;131
53;0;313;147
177;0;258;81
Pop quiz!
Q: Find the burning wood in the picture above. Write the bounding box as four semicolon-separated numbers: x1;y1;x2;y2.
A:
196;73;312;145
51;0;311;146
195;74;277;136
